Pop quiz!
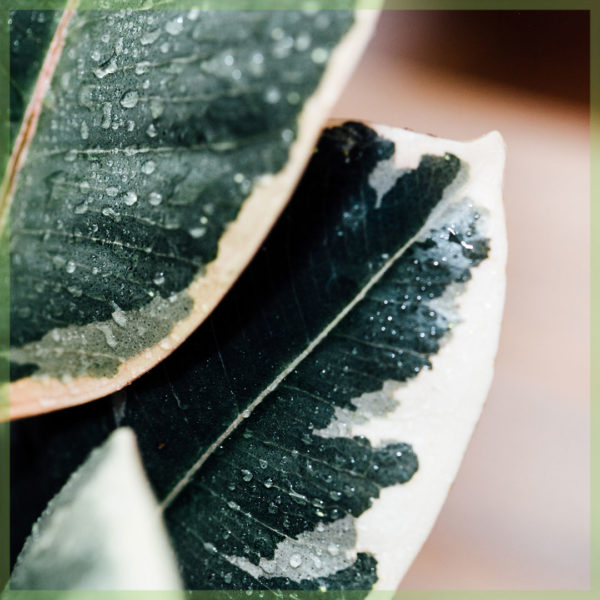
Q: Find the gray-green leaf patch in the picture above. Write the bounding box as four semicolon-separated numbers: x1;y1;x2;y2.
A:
7;8;377;416
11;123;506;591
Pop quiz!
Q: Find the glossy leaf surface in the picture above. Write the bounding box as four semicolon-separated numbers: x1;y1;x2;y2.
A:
11;123;506;591
7;8;376;417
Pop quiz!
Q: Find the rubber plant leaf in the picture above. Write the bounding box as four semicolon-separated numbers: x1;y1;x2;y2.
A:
9;428;182;591
4;6;378;419
10;122;506;591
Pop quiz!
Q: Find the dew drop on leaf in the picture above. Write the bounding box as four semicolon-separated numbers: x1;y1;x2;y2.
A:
141;160;156;175
123;191;137;206
150;98;164;119
311;47;328;64
289;554;302;568
264;87;280;104
189;227;206;238
149;192;162;206
120;90;139;108
165;17;184;36
140;29;160;45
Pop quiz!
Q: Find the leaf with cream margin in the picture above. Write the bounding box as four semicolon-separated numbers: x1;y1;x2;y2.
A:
9;428;182;591
11;123;506;591
4;5;379;420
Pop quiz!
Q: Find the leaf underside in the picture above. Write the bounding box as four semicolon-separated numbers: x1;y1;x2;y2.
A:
11;122;504;592
7;8;370;414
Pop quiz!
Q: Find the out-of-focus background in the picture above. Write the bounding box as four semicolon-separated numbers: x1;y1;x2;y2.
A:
332;11;590;589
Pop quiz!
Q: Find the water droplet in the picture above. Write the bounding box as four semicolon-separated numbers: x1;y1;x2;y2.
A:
94;56;117;79
142;160;156;175
189;227;206;238
271;27;284;40
65;260;76;274
78;84;94;108
106;186;119;197
146;123;157;137
264;478;273;489
120;90;139;108
141;29;160;45
101;102;112;129
259;459;268;469
265;87;280;104
123;191;137;206
233;172;244;184
289;554;302;568
295;32;311;51
241;469;253;482
150;98;164;119
311;47;328;64
149;191;162;206
165;16;184;36
111;305;127;327
90;49;101;62
135;61;150;75
53;255;66;268
281;128;294;143
153;273;165;285
188;9;201;20
64;149;77;162
160;41;170;54
80;121;89;140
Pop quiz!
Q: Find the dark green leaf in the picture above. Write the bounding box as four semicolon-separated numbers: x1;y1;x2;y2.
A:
11;123;506;591
6;8;376;417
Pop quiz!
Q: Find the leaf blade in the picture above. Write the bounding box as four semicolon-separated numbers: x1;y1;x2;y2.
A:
11;123;506;590
7;8;378;418
10;428;183;591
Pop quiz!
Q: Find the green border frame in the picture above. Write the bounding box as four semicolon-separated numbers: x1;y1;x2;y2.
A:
0;1;595;597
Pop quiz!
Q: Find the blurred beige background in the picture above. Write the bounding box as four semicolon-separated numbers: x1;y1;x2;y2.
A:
331;11;590;589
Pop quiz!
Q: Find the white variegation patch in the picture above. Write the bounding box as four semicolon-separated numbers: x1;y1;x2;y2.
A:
318;128;506;592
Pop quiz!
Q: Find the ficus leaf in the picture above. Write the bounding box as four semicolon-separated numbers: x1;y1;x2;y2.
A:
9;428;183;591
5;6;378;419
11;122;506;591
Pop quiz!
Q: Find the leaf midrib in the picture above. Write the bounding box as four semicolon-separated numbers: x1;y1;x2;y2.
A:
158;181;454;512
